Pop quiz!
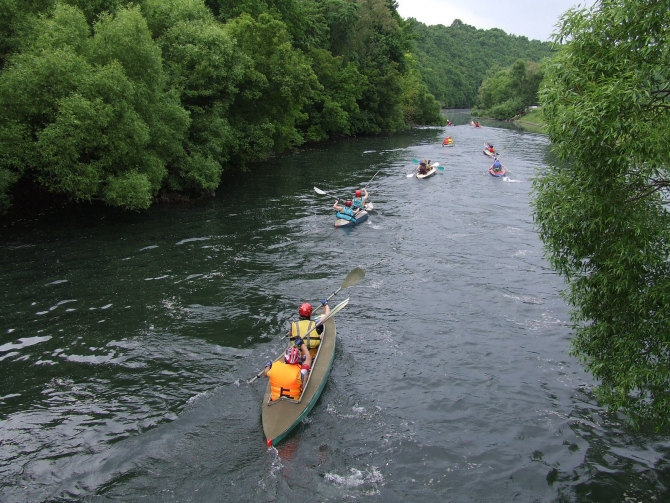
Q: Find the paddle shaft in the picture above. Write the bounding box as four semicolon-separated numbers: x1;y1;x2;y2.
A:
364;170;381;190
313;267;364;314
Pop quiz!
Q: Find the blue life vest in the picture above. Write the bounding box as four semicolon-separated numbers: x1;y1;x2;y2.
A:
353;197;365;209
336;206;356;222
493;160;502;169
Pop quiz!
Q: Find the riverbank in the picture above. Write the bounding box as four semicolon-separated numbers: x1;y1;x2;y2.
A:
514;108;545;133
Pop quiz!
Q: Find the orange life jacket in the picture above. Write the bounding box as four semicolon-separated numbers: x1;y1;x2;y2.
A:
268;361;303;401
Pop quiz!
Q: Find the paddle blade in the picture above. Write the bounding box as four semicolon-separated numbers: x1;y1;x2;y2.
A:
432;163;440;168
314;187;327;195
406;173;414;178
324;298;349;320
437;166;444;171
411;159;419;164
341;267;365;289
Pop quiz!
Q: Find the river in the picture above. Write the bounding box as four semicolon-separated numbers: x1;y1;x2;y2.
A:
1;110;668;502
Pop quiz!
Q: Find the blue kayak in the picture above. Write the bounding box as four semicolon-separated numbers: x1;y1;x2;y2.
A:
334;210;369;228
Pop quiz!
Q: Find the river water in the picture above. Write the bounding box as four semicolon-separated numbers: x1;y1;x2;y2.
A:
1;110;669;502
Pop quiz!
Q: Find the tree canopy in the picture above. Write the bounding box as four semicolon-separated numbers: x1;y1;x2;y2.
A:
473;59;544;120
532;0;670;428
411;19;553;108
0;0;445;212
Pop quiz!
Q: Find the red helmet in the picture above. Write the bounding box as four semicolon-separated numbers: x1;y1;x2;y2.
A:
285;347;301;364
355;190;362;197
345;200;352;207
298;302;313;317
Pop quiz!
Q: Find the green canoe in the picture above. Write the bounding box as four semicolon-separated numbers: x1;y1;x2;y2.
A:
261;310;338;447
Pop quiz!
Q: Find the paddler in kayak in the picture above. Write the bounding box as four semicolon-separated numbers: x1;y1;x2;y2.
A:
333;199;358;221
491;157;504;173
352;188;369;211
264;337;311;401
289;301;330;357
417;159;428;175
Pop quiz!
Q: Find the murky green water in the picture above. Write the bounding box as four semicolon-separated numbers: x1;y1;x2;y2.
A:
1;110;669;502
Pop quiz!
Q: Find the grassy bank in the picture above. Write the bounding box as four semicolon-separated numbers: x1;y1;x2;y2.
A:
514;108;545;133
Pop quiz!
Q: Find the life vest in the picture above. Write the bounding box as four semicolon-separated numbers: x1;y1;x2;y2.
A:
336;206;356;222
268;361;303;401
352;197;365;209
493;160;502;169
290;319;320;349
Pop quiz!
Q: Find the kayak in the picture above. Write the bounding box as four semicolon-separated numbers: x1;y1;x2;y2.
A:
334;210;369;228
417;166;437;179
489;167;507;177
442;138;454;147
262;313;337;447
483;149;497;157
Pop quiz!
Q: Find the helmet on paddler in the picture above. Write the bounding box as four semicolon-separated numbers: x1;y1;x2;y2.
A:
298;302;313;317
284;346;301;364
345;200;352;207
355;190;362;197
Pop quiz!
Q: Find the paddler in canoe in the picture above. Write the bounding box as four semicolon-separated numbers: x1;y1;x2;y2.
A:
351;188;369;212
263;337;311;401
490;157;505;174
289;301;330;357
333;199;359;222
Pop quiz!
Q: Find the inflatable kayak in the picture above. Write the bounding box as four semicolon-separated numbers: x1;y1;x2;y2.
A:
417;166;437;179
489;167;506;177
334;210;369;228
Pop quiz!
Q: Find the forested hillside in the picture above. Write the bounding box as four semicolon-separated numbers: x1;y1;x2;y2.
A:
0;0;444;212
411;19;553;108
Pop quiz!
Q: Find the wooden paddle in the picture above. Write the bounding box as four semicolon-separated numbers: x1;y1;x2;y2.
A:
313;267;365;315
247;298;350;384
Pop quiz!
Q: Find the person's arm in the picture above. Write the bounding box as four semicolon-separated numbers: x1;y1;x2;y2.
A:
263;360;273;377
299;344;311;371
316;303;330;326
333;200;342;211
363;188;369;200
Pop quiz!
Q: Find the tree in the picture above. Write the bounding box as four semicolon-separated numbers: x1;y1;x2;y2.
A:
475;59;544;119
411;19;553;108
532;0;670;428
0;4;189;210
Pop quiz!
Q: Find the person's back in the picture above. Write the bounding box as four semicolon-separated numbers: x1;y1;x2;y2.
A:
493;158;502;171
265;344;311;401
352;189;367;210
268;359;303;400
334;200;357;221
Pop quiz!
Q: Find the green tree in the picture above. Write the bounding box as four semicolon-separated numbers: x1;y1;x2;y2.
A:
532;0;670;428
411;19;552;108
225;13;321;162
475;59;544;119
0;3;189;210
